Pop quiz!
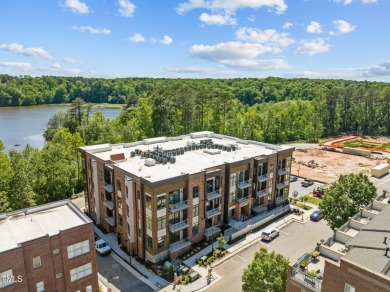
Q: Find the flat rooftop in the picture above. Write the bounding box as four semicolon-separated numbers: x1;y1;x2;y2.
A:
0;200;91;253
81;132;294;183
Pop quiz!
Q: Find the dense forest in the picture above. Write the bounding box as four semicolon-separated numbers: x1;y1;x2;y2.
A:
0;75;390;212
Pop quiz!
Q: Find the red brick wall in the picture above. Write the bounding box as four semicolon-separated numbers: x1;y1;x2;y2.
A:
0;248;28;291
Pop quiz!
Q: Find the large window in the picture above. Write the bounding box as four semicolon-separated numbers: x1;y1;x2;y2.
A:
344;284;355;292
229;192;235;203
67;240;90;259
169;190;180;205
157;195;166;210
193;186;199;198
146;215;152;230
145;194;152;209
33;256;41;269
0;269;14;288
119;214;123;226
193;204;199;217
125;185;129;198
192;222;199;235
70;263;92;282
146;235;153;248
117;197;122;209
157;216;166;230
116;179;121;191
126;204;129;217
86;285;92;292
230;173;236;187
158;236;166;250
36;281;44;292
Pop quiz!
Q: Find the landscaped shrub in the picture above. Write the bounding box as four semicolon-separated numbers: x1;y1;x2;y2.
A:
311;251;320;258
305;270;318;277
300;258;309;269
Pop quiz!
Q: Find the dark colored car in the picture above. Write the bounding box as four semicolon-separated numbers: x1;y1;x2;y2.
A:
301;178;314;187
310;210;323;221
290;175;298;182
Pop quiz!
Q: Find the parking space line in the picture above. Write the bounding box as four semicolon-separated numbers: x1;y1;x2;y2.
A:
279;230;290;235
236;255;248;262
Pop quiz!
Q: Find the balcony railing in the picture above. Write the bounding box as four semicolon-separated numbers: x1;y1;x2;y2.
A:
103;183;113;193
258;174;268;182
277;168;287;176
170;238;191;253
206;189;222;201
257;190;268;198
276;182;288;189
105;216;115;226
206;208;221;219
104;199;114;210
169;200;189;213
169;219;189;233
205;226;221;237
275;196;286;204
252;204;268;214
237;196;251;204
238;180;251;189
291;267;322;292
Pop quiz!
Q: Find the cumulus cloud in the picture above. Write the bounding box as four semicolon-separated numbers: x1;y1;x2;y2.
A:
0;43;52;59
166;66;213;73
295;38;331;56
332;0;353;5
118;0;136;17
63;56;77;64
72;26;111;35
128;33;145;43
332;20;356;34
153;35;173;45
221;59;289;70
0;62;32;70
283;22;293;29
306;21;323;34
361;0;377;3
63;0;89;14
177;0;288;15
236;27;295;50
359;61;390;77
50;63;62;70
199;13;237;26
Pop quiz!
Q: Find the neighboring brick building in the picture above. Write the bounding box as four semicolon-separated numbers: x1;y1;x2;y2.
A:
287;193;390;292
0;200;98;292
80;131;294;262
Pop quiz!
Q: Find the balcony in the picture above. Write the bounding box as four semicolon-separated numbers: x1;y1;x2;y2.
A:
277;168;287;176
169;200;189;213
258;174;268;182
206;208;221;219
252;204;268;214
170;239;191;254
236;196;251;204
206;189;222;201
103;183;113;193
205;226;221;237
105;216;115;226
169;219;189;233
275;196;286;204
257;190;268;198
104;199;114;210
238;180;251;189
276;182;288;189
291;267;322;291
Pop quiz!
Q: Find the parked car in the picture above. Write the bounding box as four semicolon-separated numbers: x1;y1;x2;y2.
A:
313;187;325;198
310;210;323;221
290;175;298;182
95;239;112;255
261;228;279;241
301;178;314;187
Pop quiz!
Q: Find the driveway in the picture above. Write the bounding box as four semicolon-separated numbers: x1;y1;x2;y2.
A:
207;219;333;292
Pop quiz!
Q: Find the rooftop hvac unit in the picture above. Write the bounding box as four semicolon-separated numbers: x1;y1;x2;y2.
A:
130;151;135;157
170;157;176;164
163;158;167;164
226;146;232;152
144;158;156;167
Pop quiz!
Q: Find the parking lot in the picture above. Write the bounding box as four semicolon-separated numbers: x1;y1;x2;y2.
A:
208;219;333;292
289;177;324;198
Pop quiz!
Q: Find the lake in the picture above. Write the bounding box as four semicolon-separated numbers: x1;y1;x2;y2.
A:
0;105;121;152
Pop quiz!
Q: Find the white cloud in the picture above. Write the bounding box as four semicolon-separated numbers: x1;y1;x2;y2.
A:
332;0;353;5
166;66;213;73
295;38;331;56
153;35;173;45
63;0;89;14
50;63;62;70
236;27;295;50
0;43;52;59
72;26;111;35
333;20;356;34
128;33;145;43
361;0;377;3
177;0;288;15
283;22;293;29
199;13;237;26
359;61;390;77
63;56;77;64
118;0;136;17
306;21;323;34
247;15;256;22
0;62;32;70
221;59;289;70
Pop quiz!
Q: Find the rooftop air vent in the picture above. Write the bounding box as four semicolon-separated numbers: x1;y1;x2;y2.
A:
144;158;156;167
204;149;221;155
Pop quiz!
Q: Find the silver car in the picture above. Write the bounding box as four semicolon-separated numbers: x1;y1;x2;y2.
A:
261;228;279;241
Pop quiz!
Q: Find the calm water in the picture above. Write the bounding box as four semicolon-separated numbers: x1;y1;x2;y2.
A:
0;105;121;152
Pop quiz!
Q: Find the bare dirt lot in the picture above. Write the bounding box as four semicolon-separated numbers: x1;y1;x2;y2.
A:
291;148;386;184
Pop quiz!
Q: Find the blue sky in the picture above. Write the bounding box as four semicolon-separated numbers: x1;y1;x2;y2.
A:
0;0;389;81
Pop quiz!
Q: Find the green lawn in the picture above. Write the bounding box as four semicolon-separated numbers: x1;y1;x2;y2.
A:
291;202;312;210
301;196;321;206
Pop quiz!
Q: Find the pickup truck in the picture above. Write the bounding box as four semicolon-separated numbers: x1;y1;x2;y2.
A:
313;187;325;197
95;239;112;256
301;179;314;187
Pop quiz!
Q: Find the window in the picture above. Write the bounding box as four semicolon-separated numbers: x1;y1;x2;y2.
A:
138;228;142;239
101;192;104;200
70;263;92;282
36;281;44;292
99;170;103;180
125;185;129;198
126;204;129;217
146;236;153;248
86;285;92;292
193;205;199;217
116;179;121;191
67;240;90;259
157;216;166;230
33;256;41;269
158;236;166;250
193;186;199;198
145;194;152;209
137;190;140;200
146;215;152;230
119;214;123;226
229;192;235;203
127;223;130;234
230;173;236;187
344;284;355;292
169;190;180;205
192;222;199;235
117;197;122;209
0;269;14;288
157;195;166;210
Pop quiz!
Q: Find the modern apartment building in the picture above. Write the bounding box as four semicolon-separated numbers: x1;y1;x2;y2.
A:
287;192;390;292
80;131;293;262
0;200;98;292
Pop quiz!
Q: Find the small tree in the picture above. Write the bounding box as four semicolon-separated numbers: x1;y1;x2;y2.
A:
217;234;226;250
319;173;376;229
242;247;289;292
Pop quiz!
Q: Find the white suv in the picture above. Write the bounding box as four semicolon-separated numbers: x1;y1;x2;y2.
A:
95;239;112;256
261;228;279;241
